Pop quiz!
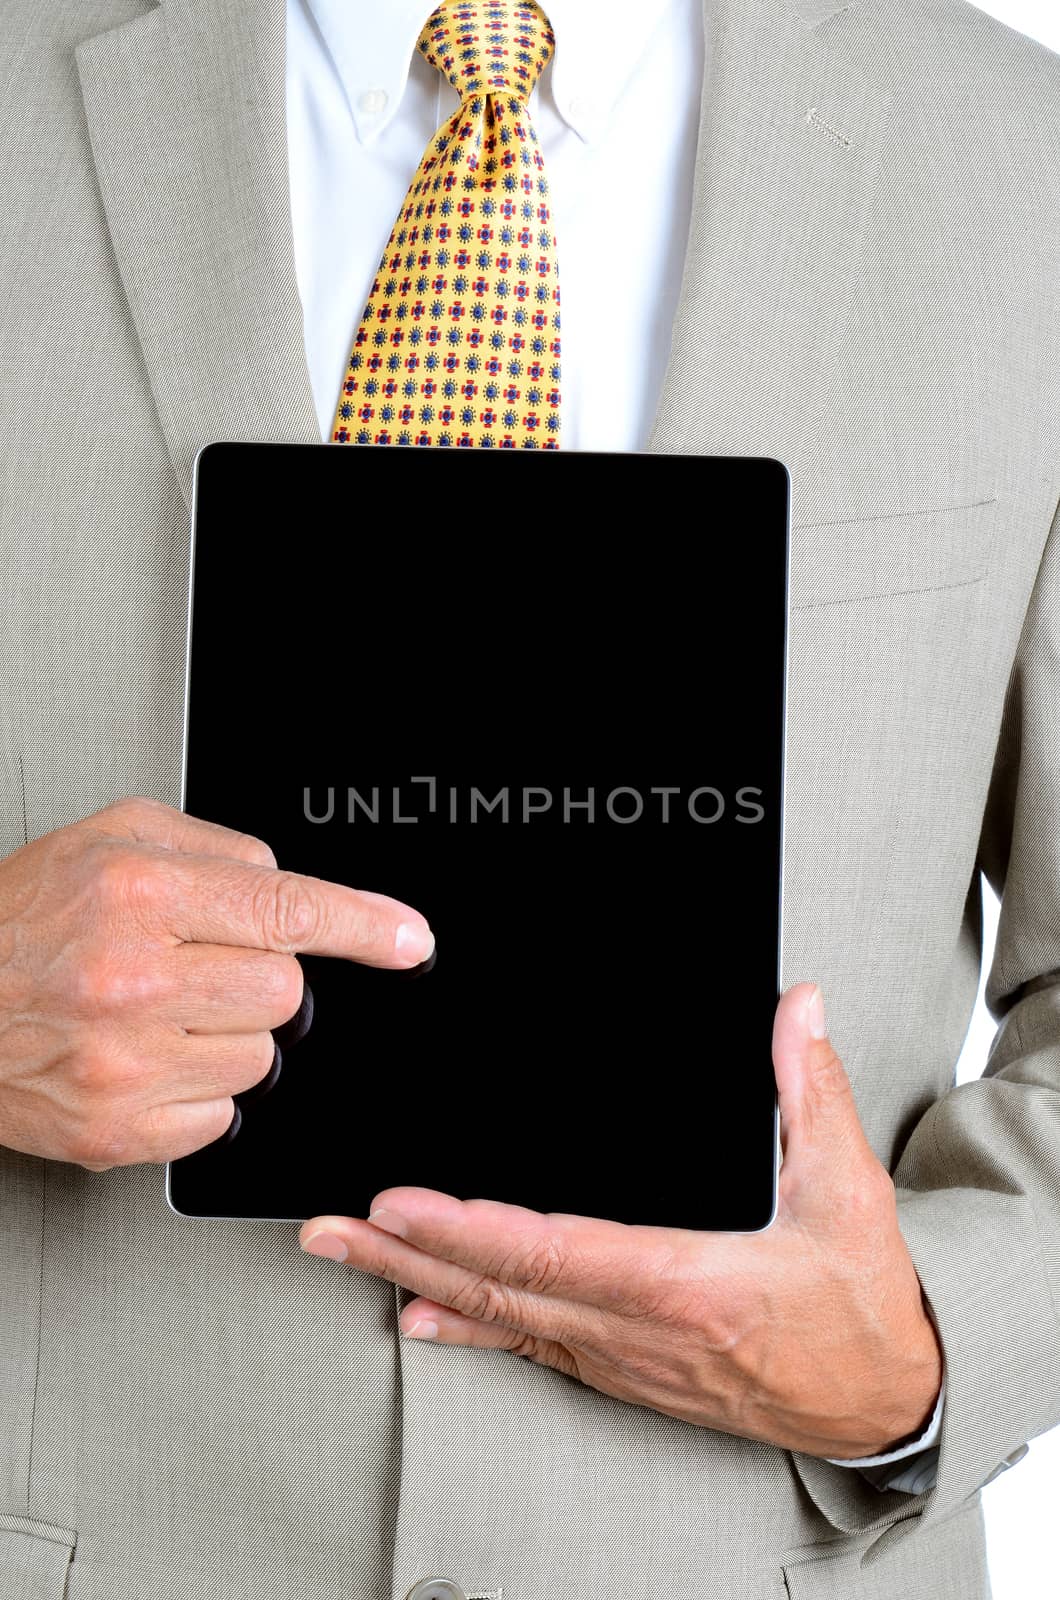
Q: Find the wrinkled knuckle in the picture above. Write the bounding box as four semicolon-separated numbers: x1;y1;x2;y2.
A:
508;1331;542;1362
258;873;321;950
70;954;126;1016
73;952;166;1015
367;1256;402;1288
92;847;163;917
452;1273;510;1324
86;847;127;906
506;1234;566;1295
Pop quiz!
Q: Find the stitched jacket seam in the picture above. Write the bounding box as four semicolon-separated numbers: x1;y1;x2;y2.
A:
794;495;997;532
793;572;985;613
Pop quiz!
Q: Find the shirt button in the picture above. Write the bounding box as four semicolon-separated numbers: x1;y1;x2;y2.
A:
406;1583;468;1600
567;94;594;123
358;87;389;116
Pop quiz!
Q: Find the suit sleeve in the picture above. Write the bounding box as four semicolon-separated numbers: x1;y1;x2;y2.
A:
789;491;1060;1567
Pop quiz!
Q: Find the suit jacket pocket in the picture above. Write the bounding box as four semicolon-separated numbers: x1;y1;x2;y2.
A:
789;493;997;611
780;1496;989;1599
0;1513;76;1598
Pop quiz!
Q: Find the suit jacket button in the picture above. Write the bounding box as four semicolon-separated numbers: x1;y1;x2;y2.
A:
406;1582;468;1600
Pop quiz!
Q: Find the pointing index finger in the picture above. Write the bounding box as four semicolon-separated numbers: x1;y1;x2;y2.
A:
159;855;435;968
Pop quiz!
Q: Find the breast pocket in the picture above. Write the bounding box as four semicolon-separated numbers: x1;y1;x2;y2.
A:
788;491;997;611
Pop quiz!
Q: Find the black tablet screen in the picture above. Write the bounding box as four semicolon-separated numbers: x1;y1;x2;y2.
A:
169;444;788;1230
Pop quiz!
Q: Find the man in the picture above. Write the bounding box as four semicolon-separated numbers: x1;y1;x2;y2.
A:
0;1;1057;1598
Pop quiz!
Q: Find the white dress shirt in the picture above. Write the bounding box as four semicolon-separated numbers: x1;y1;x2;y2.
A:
286;0;704;447
284;0;944;1485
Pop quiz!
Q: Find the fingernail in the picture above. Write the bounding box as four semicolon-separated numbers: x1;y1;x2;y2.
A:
395;922;435;967
367;1208;408;1238
806;985;827;1040
302;1232;349;1262
404;1318;438;1340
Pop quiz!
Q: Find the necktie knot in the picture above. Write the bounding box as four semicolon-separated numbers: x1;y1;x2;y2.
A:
418;0;556;104
333;0;562;449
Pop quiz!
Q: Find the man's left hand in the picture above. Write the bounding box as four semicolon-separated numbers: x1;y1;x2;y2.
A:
300;983;943;1459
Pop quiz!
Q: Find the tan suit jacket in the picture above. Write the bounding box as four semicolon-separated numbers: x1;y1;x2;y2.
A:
1;1;1059;1595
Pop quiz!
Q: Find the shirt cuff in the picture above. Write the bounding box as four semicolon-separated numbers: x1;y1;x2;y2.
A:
823;1373;946;1495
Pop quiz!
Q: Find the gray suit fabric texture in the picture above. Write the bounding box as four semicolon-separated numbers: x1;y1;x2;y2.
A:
1;0;1060;1596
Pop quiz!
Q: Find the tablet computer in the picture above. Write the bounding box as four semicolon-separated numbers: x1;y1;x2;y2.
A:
167;443;788;1231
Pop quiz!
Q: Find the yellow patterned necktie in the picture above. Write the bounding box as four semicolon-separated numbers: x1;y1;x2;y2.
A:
330;0;561;451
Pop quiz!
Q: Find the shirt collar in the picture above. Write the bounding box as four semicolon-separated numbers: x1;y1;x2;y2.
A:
303;0;681;148
545;0;680;144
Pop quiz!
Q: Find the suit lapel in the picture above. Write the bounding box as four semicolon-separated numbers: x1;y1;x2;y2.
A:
649;0;893;510
76;0;321;514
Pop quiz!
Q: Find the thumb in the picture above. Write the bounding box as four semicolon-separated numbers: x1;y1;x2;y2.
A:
773;983;873;1191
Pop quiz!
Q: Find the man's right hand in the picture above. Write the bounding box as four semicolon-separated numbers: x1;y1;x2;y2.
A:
0;796;435;1169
